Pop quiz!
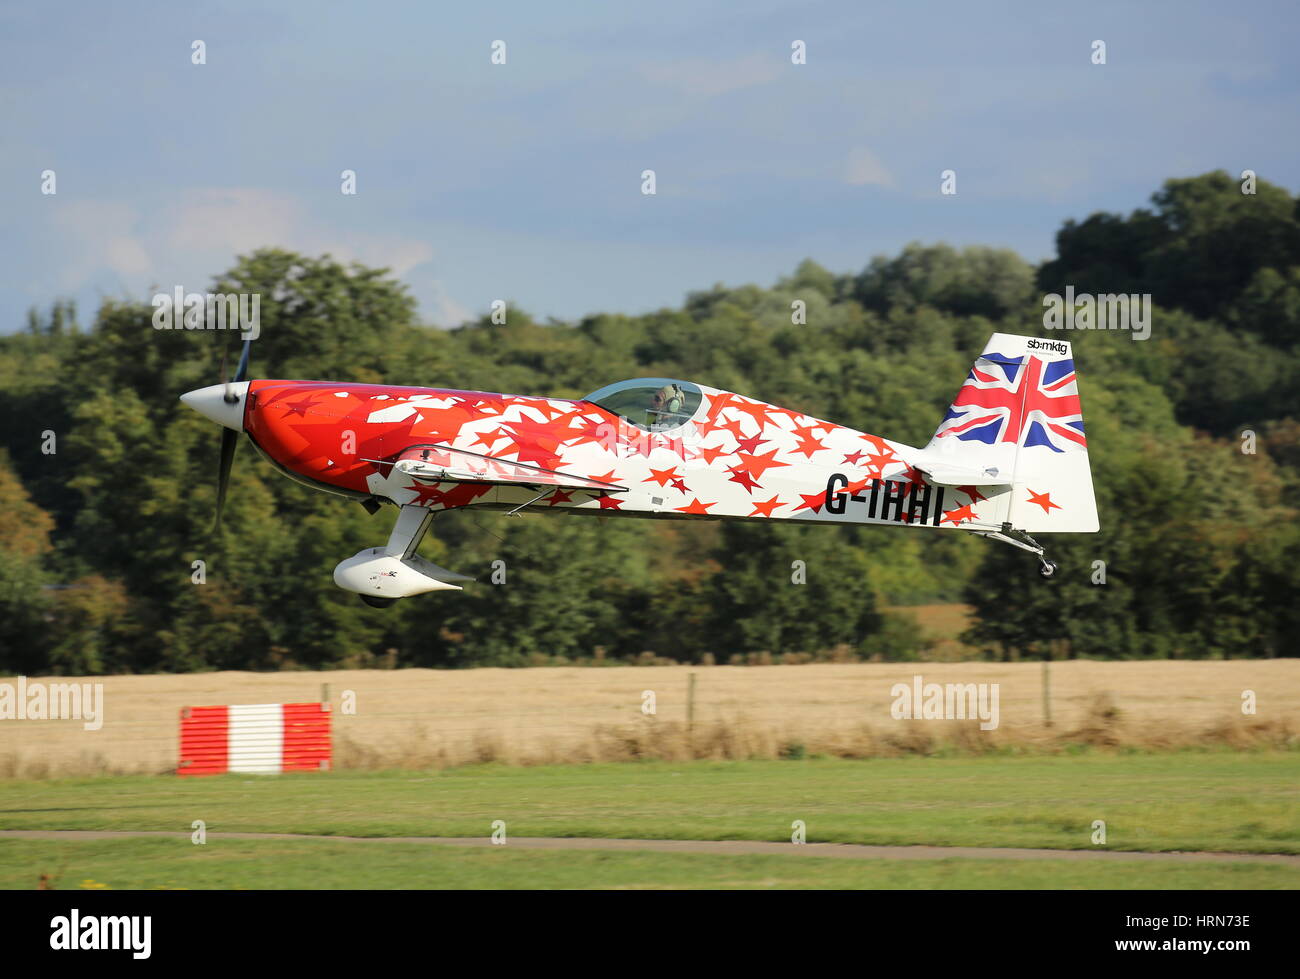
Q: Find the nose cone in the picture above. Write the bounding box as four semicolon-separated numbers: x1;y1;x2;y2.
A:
180;382;250;432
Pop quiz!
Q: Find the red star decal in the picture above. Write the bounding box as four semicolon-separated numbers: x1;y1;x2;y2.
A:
531;401;570;421
793;434;829;459
436;482;493;510
725;467;762;493
406;481;446;506
842;450;865;465
749;495;783;517
794;490;828;513
697;444;731;466
674;498;716;515
587;470;620;486
279;396;318;418
562;417;614;449
897;464;926;486
836;477;872;497
703;391;735;427
717;417;748;440
865;452;896;470
941;503;978;526
733;448;789;480
658;434;694;462
452;398;502;420
595;494;624;510
471;428;505;451
546;489;574;506
734;433;768;454
500;418;566;469
1026;489;1061;514
956;485;988;503
670;477;688;492
730;398;775;430
643;467;680;487
860;433;893;455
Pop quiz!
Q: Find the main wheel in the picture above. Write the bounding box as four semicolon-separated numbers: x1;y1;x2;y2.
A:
1037;560;1058;579
360;594;397;608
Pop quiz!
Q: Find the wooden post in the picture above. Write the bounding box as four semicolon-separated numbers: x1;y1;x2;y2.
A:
687;672;697;749
1041;657;1052;728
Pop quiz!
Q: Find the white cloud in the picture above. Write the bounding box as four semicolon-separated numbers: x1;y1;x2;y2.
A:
425;281;473;327
166;188;301;256
42;187;436;305
50;199;151;288
844;147;895;188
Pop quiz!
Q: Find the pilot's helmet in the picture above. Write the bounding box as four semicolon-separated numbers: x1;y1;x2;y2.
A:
651;383;685;419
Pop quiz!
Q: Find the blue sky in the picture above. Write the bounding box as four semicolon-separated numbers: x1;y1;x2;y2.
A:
2;1;1298;331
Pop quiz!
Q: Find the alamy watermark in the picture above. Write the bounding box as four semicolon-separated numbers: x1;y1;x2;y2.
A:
890;674;999;730
50;910;150;959
152;286;260;339
1043;286;1150;341
0;676;104;730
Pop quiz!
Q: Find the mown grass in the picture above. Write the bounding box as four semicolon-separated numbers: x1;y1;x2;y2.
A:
1;754;1296;854
4;837;1295;890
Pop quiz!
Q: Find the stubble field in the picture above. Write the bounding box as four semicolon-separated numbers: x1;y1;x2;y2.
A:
2;659;1295;777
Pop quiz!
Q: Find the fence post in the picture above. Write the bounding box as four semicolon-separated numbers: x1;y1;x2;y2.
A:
1041;657;1052;728
687;672;697;750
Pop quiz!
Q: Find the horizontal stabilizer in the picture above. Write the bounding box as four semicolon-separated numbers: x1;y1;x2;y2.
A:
910;457;1010;487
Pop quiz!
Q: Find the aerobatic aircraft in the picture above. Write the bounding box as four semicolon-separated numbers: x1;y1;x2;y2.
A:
181;332;1098;606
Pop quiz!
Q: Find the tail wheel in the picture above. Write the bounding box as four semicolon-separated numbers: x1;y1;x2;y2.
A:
1038;560;1058;579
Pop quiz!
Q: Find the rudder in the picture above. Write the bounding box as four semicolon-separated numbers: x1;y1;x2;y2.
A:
925;333;1098;533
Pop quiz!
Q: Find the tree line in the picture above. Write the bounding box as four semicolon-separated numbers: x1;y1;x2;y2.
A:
1;170;1297;672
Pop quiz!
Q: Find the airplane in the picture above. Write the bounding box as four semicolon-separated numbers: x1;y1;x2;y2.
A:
180;332;1098;607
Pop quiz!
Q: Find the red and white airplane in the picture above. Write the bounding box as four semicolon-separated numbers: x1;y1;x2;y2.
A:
181;332;1098;606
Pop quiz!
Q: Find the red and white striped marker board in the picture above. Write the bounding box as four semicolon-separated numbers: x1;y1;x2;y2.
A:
178;703;331;776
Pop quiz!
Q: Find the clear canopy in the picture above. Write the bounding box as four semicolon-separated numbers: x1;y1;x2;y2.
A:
583;377;702;431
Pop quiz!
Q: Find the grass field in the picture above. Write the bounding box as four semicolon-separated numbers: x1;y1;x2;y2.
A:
4;838;1294;890
2;753;1297;888
3;660;1296;776
5;754;1295;850
3;661;1295;889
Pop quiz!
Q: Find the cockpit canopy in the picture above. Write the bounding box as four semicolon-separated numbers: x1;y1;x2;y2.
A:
583;378;702;431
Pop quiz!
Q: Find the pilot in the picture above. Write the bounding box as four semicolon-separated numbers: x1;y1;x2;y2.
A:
649;383;686;426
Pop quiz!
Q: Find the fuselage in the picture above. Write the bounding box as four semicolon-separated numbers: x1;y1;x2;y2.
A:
186;377;991;530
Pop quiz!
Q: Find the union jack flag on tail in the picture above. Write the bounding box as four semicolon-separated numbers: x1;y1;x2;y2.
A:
934;351;1087;453
924;334;1099;534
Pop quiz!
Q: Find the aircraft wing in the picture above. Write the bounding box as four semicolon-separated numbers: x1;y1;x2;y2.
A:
368;444;628;492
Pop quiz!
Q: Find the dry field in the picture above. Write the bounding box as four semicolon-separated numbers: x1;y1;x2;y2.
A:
1;660;1297;777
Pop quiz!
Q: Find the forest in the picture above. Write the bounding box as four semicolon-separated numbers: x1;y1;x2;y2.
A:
1;170;1297;673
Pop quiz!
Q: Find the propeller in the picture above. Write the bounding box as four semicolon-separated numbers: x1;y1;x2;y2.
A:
213;335;253;531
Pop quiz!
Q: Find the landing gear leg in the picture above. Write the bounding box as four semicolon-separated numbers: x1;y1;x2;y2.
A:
976;523;1057;579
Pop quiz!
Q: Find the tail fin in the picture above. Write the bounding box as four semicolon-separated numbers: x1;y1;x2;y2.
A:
924;333;1098;533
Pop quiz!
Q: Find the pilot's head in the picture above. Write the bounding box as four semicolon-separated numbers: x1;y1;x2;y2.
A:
650;383;685;423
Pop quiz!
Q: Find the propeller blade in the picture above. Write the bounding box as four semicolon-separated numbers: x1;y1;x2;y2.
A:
215;335;251;528
214;426;238;532
233;336;252;383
